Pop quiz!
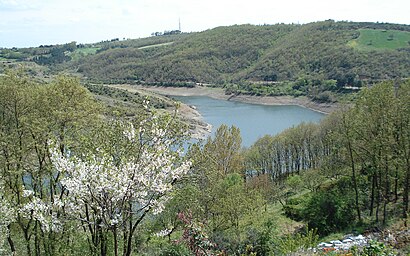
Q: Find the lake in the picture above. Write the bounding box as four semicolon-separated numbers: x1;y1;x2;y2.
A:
173;96;325;147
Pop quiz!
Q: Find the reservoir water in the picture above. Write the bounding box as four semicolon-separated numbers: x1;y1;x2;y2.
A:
173;96;325;147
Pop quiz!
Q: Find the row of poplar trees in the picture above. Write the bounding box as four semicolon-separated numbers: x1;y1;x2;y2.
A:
245;80;410;227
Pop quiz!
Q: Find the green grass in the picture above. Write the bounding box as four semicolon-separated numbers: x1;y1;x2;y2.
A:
348;29;410;51
69;47;100;61
75;47;100;55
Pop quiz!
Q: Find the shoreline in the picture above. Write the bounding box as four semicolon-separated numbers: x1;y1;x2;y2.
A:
130;85;339;114
107;84;339;140
106;84;213;139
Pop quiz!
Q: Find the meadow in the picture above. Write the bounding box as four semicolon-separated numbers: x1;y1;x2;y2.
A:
348;28;410;51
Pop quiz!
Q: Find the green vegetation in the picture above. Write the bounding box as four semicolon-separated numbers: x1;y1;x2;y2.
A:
68;47;100;61
1;69;409;255
71;21;409;92
348;29;410;51
1;20;410;255
2;20;409;103
75;47;100;54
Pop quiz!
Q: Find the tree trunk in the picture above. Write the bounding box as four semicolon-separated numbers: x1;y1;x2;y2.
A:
370;173;376;216
403;158;410;226
394;164;399;202
347;140;362;222
113;225;118;256
7;225;16;254
375;171;381;224
383;156;389;226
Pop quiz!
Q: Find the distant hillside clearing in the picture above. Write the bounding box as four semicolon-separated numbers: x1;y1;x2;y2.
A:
348;29;410;51
138;42;174;50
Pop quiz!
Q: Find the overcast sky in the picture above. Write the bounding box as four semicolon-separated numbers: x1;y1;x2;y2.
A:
1;0;409;48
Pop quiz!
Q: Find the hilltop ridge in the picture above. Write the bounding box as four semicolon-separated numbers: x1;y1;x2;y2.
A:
1;20;409;101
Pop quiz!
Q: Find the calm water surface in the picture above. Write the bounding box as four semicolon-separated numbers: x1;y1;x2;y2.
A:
173;96;325;147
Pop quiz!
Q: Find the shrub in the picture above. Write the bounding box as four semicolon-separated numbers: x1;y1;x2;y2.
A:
302;183;356;235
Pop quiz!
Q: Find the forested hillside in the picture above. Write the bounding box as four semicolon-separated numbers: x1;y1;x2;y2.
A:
2;20;409;101
73;21;410;89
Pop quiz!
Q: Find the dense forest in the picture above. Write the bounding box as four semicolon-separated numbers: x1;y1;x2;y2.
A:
73;21;410;89
0;68;409;255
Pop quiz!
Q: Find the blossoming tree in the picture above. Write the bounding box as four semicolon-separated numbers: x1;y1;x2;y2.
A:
1;71;191;256
49;112;191;256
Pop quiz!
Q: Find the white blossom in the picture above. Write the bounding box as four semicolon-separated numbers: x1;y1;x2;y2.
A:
154;228;173;237
49;120;191;228
22;189;34;197
0;184;16;252
20;196;63;233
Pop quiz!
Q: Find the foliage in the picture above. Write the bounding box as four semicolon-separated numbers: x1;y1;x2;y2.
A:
1;68;409;254
302;179;357;235
0;70;191;256
77;21;408;89
158;243;191;256
183;125;267;254
350;240;397;256
348;29;410;51
0;182;16;253
84;83;173;110
238;220;276;256
177;211;220;256
275;226;319;255
3;21;410;101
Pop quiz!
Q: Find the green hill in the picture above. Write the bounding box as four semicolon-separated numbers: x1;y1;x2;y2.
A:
72;21;409;87
2;20;410;99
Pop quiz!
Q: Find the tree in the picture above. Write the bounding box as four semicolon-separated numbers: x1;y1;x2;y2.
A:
203;125;244;177
45;109;191;256
0;70;192;255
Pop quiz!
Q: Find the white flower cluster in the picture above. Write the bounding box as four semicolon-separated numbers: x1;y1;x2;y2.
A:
20;196;63;233
49;120;191;228
0;188;15;251
154;228;173;237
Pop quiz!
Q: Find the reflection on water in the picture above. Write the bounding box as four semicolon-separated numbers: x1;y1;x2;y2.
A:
173;96;325;147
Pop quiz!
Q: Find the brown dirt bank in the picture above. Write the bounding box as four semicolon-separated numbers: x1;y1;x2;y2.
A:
132;85;339;114
106;84;212;139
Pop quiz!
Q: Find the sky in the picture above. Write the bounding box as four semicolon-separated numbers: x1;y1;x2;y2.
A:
1;0;409;48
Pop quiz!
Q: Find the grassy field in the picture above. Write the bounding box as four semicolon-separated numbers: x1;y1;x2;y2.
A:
348;29;410;51
75;47;100;54
69;47;100;61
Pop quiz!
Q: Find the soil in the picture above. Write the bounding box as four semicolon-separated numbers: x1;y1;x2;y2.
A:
128;85;339;114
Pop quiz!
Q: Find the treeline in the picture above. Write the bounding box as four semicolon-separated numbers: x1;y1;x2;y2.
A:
0;42;77;64
147;79;410;254
244;80;410;235
83;83;174;110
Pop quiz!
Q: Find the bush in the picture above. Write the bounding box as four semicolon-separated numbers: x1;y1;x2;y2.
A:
274;226;319;255
159;243;191;256
302;181;356;235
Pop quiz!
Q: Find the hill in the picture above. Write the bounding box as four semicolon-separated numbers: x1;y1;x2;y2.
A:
1;20;410;100
73;21;409;85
